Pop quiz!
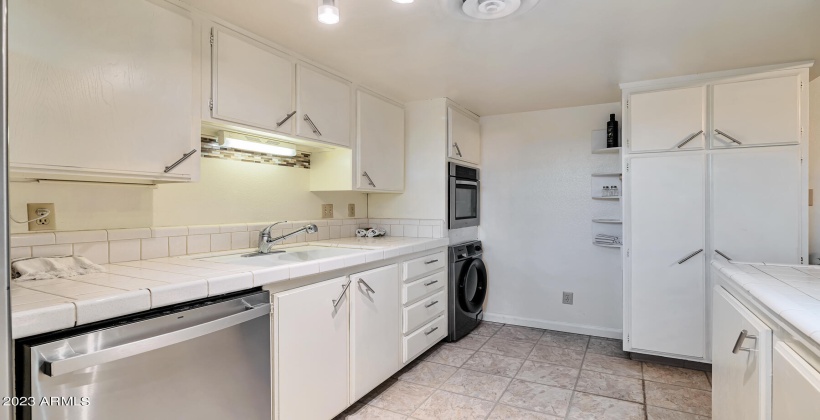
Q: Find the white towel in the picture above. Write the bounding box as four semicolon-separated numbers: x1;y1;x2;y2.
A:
356;229;368;237
12;256;104;281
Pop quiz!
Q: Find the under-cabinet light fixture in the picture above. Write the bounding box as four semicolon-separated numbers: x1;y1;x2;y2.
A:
217;131;298;157
318;0;340;24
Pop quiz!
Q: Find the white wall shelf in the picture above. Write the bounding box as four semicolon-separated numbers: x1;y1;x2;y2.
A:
591;172;622;177
591;125;623;251
592;147;621;154
593;218;622;224
592;196;620;200
593;243;622;248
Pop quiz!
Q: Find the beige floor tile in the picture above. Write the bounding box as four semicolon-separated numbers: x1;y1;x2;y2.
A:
398;361;458;387
487;404;562;420
462;351;526;377
480;337;536;359
499;379;573;417
643;363;711;391
582;353;643;379
515;360;579;389
448;332;491;351
528;344;585;368
566;392;645;420
646;405;710;420
575;370;644;403
538;331;590;351
586;337;629;358
336;403;407;419
424;344;475;367
440;368;512;401
360;378;398;403
410;390;495;420
471;321;504;337
367;381;436;415
645;381;711;417
494;325;545;343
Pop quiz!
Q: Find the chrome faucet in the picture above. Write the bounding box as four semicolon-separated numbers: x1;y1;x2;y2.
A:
245;221;319;256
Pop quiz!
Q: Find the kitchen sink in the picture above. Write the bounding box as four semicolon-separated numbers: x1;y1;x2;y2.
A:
195;245;363;267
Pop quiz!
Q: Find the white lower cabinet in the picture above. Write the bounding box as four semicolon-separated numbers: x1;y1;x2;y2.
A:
772;341;820;419
712;286;772;420
350;265;400;402
404;315;447;363
273;276;350;420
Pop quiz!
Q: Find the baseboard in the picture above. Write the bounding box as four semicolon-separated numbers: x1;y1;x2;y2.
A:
482;312;622;339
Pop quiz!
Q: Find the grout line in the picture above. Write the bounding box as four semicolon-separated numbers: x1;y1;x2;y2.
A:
564;336;590;420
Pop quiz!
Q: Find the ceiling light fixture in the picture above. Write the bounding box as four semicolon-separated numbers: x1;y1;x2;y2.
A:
318;0;340;25
393;0;415;4
217;131;298;157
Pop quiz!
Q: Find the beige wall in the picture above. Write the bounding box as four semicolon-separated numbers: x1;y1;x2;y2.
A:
9;158;368;233
810;76;820;260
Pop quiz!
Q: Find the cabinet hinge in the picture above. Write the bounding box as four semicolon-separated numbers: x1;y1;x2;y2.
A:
626;249;630;258
626;100;629;109
625;162;629;172
209;98;213;111
210;28;214;46
626;334;630;343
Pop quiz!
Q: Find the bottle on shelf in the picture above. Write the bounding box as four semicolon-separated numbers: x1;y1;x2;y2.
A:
607;114;619;148
612;185;619;197
602;186;610;197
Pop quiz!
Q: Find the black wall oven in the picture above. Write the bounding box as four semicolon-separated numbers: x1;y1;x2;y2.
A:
449;163;480;229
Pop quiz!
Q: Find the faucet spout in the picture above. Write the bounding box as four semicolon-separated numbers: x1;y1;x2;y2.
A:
253;222;318;254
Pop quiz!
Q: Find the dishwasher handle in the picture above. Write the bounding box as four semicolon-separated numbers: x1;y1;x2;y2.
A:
42;303;271;377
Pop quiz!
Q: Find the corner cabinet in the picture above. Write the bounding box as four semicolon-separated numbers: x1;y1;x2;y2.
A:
9;0;200;183
447;106;481;165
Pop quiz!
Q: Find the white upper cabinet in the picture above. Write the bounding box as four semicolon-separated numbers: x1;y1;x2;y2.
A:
711;147;802;264
9;0;199;182
448;106;481;165
297;65;352;147
211;27;295;134
629;86;705;152
357;91;405;191
712;75;801;148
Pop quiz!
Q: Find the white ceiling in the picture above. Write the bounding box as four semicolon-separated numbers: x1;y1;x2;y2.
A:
187;0;820;116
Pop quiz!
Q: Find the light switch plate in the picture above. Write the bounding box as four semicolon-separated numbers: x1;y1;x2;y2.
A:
322;204;333;219
348;204;355;217
562;292;573;305
27;203;56;231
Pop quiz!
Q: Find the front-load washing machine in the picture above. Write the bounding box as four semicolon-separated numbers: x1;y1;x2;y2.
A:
446;240;487;342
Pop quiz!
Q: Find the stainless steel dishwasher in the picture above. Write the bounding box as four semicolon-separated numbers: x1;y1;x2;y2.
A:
15;289;271;420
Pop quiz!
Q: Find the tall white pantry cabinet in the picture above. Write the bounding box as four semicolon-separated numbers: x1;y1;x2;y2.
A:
621;61;812;362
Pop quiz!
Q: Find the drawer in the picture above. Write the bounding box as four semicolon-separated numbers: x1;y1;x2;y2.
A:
403;250;446;282
403;271;446;304
403;314;447;363
403;290;446;334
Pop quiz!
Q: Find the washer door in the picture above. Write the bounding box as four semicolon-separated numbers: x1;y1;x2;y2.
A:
458;258;487;313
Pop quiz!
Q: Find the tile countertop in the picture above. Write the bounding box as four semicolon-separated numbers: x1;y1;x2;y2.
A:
713;260;820;361
11;236;449;339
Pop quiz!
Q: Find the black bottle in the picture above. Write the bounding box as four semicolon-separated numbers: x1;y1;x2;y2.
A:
607;114;619;148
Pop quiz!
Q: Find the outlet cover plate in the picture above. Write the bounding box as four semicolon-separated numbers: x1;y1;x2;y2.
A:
27;203;56;231
322;204;333;219
562;292;573;305
348;204;355;217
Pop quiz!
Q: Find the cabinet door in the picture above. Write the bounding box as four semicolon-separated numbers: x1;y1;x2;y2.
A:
712;286;772;420
297;65;351;146
448;106;481;165
274;277;350;420
629;86;705;152
350;264;400;401
9;0;195;177
356;91;405;191
773;341;820;420
712;75;801;148
711;147;801;264
628;154;706;358
211;28;295;134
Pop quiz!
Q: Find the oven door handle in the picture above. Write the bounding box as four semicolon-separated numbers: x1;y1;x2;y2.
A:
41;303;271;377
455;180;478;186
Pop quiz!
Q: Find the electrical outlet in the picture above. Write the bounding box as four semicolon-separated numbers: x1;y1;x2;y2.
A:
322;204;333;219
27;203;56;231
562;292;574;305
348;204;355;217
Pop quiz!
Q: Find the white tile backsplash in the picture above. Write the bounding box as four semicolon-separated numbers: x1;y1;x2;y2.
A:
109;240;141;263
10;247;31;261
141;237;169;260
55;230;107;244
186;235;211;254
151;226;188;237
219;224;247;233
168;236;187;257
188;225;220;235
107;228;151;241
210;233;231;252
32;244;73;258
10;233;55;247
73;242;109;264
231;232;250;250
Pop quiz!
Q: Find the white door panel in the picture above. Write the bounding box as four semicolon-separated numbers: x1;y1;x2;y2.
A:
297;65;351;146
448;106;481;165
773;341;820;420
357;91;404;191
629;86;705;152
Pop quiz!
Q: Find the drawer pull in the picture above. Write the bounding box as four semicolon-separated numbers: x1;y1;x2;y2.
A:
424;326;439;335
424;259;439;265
424;280;439;286
732;329;758;354
358;278;375;294
425;300;439;308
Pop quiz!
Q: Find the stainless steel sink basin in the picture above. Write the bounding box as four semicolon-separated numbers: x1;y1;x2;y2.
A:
195;245;362;267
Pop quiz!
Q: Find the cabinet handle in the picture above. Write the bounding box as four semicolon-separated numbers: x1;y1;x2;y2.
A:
424;326;439;335
424;280;439;286
276;111;297;127
677;249;703;264
715;249;732;261
358;278;375;294
424;259;439;265
164;149;197;173
732;329;758;354
425;300;439;308
303;114;322;137
714;129;743;145
676;130;704;148
453;142;463;157
331;279;352;309
362;171;376;188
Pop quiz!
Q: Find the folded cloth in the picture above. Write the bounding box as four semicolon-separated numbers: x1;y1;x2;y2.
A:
12;256;104;281
356;228;368;237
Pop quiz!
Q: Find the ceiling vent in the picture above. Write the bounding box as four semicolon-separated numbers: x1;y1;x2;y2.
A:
462;0;521;20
